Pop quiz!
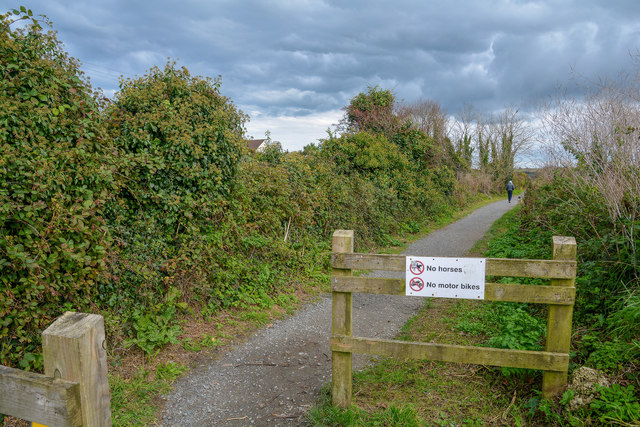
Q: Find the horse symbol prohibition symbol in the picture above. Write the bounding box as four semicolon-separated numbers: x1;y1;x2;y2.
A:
409;260;424;275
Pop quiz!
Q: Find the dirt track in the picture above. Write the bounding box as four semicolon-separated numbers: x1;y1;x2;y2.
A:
159;198;517;426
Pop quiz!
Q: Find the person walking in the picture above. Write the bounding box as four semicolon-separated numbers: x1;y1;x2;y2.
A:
505;180;515;203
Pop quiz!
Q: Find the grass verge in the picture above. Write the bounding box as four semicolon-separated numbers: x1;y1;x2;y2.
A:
306;298;536;426
467;204;521;256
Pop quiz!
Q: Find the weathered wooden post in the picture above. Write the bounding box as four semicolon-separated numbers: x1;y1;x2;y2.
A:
42;312;112;426
542;236;577;399
331;230;354;408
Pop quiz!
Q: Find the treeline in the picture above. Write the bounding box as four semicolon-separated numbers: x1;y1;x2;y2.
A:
0;9;490;369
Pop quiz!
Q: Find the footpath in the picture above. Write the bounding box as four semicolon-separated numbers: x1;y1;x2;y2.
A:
159;198;518;426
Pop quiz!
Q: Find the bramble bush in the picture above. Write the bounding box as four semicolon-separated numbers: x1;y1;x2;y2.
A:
100;61;248;314
0;8;114;368
106;62;247;240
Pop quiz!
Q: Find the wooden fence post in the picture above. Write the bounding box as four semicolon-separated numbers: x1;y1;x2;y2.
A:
542;236;577;399
332;230;354;408
42;312;112;426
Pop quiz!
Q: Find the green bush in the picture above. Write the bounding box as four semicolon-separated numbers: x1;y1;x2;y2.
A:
98;62;250;330
494;161;639;419
0;9;114;368
106;61;246;240
522;174;638;324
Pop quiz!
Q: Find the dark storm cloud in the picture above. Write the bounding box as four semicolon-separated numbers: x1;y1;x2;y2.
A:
11;0;640;148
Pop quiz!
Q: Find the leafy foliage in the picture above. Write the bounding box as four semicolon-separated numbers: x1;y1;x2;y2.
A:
322;131;407;175
486;305;546;352
106;62;246;239
483;161;639;424
345;86;401;137
0;8;114;368
590;384;640;425
123;287;186;357
584;339;636;372
155;361;187;382
99;62;250;336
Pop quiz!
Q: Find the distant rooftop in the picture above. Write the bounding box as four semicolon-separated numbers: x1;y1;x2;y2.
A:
246;139;267;151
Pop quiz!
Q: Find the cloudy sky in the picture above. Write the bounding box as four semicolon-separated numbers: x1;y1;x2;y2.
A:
8;0;640;151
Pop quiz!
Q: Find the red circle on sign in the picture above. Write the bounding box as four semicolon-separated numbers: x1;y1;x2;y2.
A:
409;277;424;292
409;260;425;275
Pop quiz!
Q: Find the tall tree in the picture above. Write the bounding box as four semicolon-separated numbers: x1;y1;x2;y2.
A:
449;103;477;169
401;98;461;168
401;99;448;143
491;107;532;181
344;86;402;137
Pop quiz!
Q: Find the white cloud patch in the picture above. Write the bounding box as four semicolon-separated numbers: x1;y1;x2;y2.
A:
246;110;343;151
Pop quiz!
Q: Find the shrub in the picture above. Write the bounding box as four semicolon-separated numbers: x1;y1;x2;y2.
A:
106;61;247;240
0;9;114;368
101;62;248;313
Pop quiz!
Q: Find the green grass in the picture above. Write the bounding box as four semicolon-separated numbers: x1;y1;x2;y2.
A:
110;368;172;426
467;204;521;256
306;383;426;426
307;355;518;426
306;295;541;425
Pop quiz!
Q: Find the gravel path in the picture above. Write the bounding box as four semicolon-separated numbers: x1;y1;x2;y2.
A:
159;198;517;426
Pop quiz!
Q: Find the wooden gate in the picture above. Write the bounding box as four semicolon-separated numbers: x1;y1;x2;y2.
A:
330;229;577;408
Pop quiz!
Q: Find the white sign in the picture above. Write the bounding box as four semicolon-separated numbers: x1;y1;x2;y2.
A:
406;256;486;299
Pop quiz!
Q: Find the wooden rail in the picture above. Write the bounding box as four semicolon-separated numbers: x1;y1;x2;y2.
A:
0;312;111;426
331;277;576;305
330;230;577;408
331;253;577;278
0;365;81;426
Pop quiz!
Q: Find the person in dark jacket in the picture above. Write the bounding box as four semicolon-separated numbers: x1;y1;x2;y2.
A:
505;180;515;203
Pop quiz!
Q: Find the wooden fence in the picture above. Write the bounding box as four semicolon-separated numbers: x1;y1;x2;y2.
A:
330;229;577;408
0;312;111;427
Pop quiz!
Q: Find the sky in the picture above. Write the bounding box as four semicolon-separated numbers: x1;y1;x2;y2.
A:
6;0;640;152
